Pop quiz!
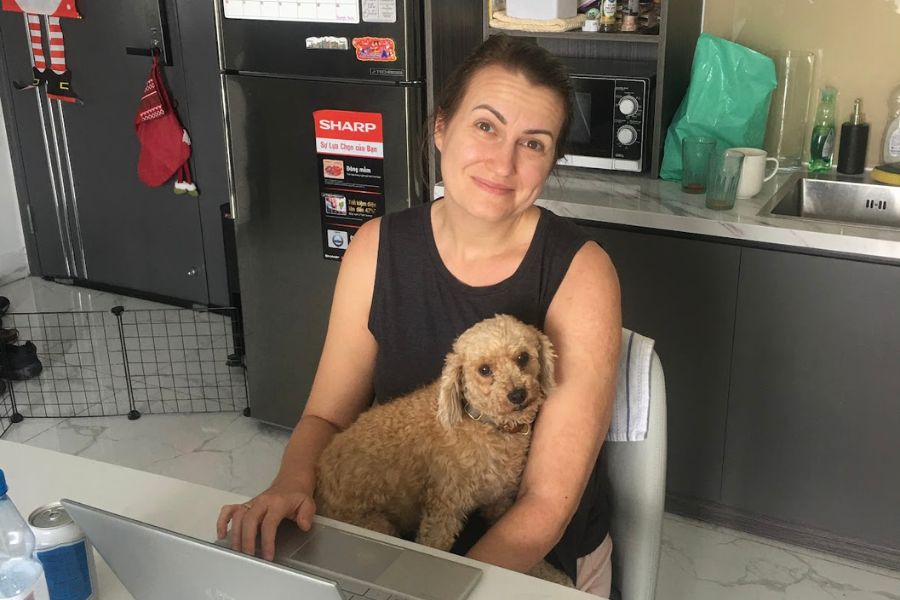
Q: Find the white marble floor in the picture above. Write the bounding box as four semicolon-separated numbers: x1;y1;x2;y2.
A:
2;277;899;599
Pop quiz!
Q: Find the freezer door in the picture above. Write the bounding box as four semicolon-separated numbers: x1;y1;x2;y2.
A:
225;74;424;427
219;0;422;82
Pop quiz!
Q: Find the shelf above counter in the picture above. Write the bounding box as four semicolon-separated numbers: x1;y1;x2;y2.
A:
485;26;661;44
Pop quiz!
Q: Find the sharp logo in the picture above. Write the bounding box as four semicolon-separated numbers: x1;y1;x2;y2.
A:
319;120;377;133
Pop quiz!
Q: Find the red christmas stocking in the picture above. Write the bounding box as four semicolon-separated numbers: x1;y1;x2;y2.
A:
135;55;191;190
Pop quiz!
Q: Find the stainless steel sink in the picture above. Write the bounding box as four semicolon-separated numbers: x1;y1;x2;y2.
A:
762;175;900;229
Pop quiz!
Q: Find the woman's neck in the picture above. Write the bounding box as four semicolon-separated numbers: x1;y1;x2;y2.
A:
430;198;540;287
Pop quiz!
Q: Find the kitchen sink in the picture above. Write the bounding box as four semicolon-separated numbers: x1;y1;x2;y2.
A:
762;175;900;229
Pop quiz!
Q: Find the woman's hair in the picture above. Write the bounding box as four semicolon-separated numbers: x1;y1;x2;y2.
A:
434;35;574;161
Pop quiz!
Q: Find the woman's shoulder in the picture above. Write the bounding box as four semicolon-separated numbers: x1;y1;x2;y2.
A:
537;206;594;246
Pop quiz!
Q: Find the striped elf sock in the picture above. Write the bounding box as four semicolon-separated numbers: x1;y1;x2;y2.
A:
28;13;45;71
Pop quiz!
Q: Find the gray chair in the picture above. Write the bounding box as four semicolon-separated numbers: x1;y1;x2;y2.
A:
600;348;667;600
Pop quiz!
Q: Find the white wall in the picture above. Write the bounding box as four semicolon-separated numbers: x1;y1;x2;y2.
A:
0;93;28;286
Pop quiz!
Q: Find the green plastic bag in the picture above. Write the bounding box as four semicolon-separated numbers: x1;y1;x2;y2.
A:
660;34;777;181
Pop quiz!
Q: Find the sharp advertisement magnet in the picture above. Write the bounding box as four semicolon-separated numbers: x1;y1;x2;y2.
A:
314;109;386;260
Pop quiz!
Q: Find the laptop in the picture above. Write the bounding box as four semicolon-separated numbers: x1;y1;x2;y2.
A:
61;499;482;600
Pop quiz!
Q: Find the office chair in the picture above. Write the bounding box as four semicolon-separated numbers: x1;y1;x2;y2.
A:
600;347;667;600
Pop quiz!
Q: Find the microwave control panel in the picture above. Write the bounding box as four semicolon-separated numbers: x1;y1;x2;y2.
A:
612;79;648;161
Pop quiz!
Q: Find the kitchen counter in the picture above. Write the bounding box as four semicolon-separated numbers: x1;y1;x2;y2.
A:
435;170;900;263
0;440;597;600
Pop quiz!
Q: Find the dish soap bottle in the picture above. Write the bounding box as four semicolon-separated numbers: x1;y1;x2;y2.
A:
882;83;900;164
809;86;837;173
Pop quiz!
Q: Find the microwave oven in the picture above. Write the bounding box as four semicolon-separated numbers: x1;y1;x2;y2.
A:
559;59;656;173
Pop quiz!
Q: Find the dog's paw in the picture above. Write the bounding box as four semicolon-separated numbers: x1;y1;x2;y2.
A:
526;560;574;587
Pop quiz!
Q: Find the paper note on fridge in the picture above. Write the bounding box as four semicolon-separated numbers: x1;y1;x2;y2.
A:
223;0;361;24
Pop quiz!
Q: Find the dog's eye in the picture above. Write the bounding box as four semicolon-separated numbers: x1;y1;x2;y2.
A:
516;352;530;367
478;364;493;377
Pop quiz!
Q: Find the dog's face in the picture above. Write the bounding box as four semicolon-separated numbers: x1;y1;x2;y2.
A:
437;315;556;430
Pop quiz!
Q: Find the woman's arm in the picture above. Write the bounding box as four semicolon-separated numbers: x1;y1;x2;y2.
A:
465;241;621;572
217;218;382;560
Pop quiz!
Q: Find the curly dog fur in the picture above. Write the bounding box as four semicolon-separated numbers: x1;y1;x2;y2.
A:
315;314;572;586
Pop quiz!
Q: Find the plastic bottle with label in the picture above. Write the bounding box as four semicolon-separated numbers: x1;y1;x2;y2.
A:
809;86;837;173
600;0;619;32
882;83;900;164
0;469;49;600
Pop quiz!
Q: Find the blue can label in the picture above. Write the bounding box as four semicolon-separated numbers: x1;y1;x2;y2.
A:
35;540;93;600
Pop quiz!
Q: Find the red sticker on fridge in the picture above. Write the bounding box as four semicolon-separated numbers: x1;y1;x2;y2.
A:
351;36;397;62
314;109;386;261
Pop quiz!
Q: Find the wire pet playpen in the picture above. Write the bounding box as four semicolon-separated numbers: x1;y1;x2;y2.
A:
0;306;247;437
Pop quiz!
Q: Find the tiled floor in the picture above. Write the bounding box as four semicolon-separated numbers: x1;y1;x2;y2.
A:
1;277;246;426
2;277;899;599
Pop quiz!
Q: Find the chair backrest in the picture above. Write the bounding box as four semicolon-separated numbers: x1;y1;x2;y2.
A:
599;349;666;600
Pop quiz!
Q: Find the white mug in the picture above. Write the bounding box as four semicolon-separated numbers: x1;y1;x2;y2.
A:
731;148;779;199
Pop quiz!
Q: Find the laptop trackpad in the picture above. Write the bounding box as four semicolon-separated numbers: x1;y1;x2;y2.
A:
377;552;482;600
291;527;403;582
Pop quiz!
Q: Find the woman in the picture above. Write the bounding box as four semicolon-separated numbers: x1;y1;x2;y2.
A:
217;35;621;596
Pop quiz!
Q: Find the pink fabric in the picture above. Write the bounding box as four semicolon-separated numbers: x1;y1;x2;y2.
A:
576;533;613;598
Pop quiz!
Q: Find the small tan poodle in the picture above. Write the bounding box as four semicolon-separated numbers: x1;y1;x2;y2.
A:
315;314;572;586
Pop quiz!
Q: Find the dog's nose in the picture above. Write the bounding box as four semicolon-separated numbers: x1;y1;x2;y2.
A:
507;388;527;405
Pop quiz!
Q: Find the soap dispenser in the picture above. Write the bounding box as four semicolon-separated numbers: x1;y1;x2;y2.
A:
883;83;900;164
837;98;869;175
809;86;837;173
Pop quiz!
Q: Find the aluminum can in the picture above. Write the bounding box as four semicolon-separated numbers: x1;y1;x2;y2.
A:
28;503;97;600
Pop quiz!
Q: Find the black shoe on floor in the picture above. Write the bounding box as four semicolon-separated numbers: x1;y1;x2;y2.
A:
0;328;17;345
0;341;43;381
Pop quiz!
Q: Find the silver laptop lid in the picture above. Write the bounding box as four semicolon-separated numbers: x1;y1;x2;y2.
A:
60;499;342;600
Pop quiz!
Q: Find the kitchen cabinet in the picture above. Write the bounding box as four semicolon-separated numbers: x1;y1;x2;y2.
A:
481;0;704;177
723;248;900;550
0;0;229;306
581;221;900;568
581;225;741;503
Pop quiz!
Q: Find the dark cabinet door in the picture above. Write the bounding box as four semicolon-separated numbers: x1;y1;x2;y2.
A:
582;225;741;502
0;0;228;305
724;249;900;549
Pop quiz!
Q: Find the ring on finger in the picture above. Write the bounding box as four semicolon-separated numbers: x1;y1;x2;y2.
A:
241;503;252;510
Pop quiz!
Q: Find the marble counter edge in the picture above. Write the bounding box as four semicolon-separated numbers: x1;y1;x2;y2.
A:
432;180;900;263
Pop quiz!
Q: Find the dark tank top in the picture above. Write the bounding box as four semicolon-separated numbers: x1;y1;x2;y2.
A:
367;202;609;582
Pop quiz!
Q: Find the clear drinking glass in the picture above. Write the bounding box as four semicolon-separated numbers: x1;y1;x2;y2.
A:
681;136;717;193
705;150;745;210
764;50;816;169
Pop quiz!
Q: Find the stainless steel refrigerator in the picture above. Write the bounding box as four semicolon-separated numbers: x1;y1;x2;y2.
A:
218;1;428;427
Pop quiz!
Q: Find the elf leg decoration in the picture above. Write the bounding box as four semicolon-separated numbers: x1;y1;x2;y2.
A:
14;13;46;90
4;0;82;102
44;16;79;103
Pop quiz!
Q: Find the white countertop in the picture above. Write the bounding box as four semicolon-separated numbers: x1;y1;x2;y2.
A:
0;440;598;600
435;170;900;263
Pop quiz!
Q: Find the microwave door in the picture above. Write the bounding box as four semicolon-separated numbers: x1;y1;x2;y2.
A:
562;79;615;169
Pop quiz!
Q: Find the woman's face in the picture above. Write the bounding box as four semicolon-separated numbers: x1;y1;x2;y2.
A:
435;65;565;223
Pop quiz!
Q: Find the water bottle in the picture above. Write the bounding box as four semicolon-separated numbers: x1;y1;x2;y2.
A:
0;469;49;600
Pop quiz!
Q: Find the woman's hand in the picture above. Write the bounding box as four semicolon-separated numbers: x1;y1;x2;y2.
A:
216;481;317;561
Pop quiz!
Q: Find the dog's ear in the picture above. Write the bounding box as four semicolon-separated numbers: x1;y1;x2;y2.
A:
537;330;557;396
437;349;464;428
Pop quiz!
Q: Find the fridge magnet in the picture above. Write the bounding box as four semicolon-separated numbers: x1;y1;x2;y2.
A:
313;109;386;260
3;0;82;103
306;36;349;51
135;54;199;197
351;37;397;62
